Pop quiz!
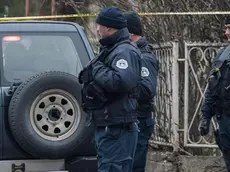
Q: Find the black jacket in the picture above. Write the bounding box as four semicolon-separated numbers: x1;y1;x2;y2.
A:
81;28;142;126
136;37;158;118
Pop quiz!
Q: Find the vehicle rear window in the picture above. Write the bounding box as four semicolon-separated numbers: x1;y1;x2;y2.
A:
1;33;84;83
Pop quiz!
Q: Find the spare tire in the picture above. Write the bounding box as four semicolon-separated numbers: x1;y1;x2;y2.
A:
8;71;94;159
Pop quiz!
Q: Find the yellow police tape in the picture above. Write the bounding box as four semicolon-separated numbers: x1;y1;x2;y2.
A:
2;11;230;21
0;13;97;21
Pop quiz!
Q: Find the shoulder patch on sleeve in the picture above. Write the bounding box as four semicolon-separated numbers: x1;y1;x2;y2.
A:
116;59;128;69
141;67;150;77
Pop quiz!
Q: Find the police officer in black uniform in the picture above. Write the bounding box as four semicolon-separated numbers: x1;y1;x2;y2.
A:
124;11;158;172
199;16;230;171
79;6;142;172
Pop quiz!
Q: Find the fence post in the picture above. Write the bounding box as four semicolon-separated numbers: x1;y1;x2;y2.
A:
171;41;180;152
183;41;189;148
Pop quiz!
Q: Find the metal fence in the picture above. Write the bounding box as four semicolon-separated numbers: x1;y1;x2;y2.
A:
150;42;179;151
150;41;228;151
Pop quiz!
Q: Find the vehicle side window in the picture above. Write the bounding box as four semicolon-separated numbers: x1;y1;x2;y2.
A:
2;35;83;82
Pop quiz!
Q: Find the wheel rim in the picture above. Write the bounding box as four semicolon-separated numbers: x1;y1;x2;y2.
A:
30;89;81;141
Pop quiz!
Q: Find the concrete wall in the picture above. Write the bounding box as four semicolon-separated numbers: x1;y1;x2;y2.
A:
146;151;227;172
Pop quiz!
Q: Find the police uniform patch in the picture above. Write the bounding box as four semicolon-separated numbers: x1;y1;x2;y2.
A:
116;59;128;69
141;67;150;77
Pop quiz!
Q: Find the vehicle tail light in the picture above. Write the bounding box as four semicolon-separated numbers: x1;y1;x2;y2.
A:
3;36;21;42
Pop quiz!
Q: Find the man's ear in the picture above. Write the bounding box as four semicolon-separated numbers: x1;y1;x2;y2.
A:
107;27;118;33
129;33;135;41
130;33;135;37
106;27;111;31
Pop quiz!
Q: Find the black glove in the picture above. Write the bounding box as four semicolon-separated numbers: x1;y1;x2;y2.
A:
199;116;211;136
78;67;93;84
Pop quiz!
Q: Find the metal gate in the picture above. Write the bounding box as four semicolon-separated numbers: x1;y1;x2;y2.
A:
182;41;226;148
150;41;227;150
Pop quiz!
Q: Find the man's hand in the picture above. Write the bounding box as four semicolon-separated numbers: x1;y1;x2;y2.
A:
78;67;93;84
199;116;211;136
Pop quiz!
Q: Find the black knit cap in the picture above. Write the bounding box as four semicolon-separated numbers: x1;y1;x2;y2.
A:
96;6;127;29
123;11;143;36
226;15;230;25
